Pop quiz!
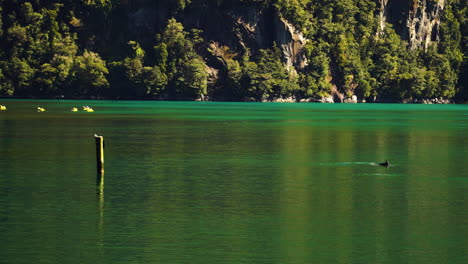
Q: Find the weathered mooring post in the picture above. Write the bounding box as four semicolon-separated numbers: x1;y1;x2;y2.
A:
95;134;104;177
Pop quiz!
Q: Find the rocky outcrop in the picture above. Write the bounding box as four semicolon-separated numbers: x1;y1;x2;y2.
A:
228;7;307;70
379;0;446;50
330;85;344;103
320;96;335;103
407;0;446;50
344;95;358;103
272;97;297;103
274;16;308;70
378;0;389;34
421;98;452;104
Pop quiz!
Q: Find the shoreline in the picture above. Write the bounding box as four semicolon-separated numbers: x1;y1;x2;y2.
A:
0;95;465;104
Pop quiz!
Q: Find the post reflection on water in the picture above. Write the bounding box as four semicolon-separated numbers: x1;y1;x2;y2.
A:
97;172;104;256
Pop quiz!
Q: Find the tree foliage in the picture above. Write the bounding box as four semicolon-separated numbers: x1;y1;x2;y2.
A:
0;0;465;101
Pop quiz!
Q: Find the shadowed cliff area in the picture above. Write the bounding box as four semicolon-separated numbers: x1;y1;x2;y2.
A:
0;0;466;102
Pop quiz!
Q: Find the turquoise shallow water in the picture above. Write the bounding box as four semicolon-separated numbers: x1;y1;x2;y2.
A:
1;100;467;264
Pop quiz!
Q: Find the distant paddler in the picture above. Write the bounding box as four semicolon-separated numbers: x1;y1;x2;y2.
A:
37;107;46;112
0;105;6;110
70;107;78;112
83;106;94;112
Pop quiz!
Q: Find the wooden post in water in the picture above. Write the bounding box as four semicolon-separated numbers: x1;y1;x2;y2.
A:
95;134;104;177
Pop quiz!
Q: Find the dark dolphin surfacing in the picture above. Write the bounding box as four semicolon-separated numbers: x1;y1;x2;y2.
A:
378;160;390;167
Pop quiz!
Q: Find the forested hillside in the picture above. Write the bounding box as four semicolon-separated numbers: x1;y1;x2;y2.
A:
0;0;466;102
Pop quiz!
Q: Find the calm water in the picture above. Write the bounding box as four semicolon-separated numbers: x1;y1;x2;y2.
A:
0;100;467;264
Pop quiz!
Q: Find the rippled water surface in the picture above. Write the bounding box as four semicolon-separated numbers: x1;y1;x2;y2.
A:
1;100;467;264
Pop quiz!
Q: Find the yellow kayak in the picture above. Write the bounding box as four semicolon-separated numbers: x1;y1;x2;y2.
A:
83;106;94;112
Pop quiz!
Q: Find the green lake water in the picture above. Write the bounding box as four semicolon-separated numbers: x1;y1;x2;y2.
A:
1;100;467;264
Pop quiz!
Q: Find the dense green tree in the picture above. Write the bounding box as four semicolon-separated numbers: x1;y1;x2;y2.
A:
0;68;14;96
108;41;168;98
7;57;35;96
153;43;168;72
240;45;299;101
139;65;167;97
157;18;208;99
70;50;109;96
